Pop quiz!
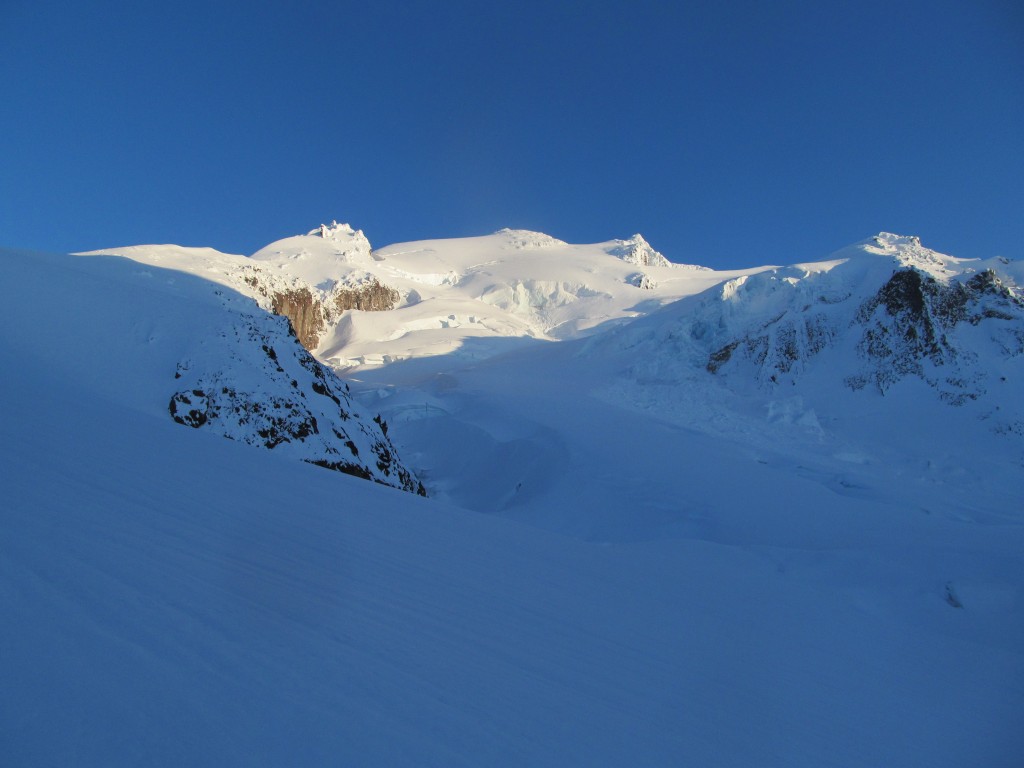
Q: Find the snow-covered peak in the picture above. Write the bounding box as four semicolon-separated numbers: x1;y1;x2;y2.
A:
257;220;372;257
79;222;753;371
872;232;922;249
307;220;370;247
607;233;671;267
854;232;972;280
589;230;1023;425
492;228;568;249
248;222;374;286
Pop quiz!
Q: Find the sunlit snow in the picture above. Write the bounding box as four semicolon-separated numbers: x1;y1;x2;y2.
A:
3;227;1023;766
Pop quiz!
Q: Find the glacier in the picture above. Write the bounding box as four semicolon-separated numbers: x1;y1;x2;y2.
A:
2;227;1022;766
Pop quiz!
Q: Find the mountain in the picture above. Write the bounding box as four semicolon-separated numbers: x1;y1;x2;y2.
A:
71;225;1024;528
593;231;1023;409
3;246;423;493
542;233;1023;533
3;227;1023;766
83;222;742;370
653;233;1022;401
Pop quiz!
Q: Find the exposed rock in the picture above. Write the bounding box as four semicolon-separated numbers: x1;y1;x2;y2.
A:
703;262;1023;404
707;340;740;373
271;287;325;350
237;268;401;353
335;279;400;312
706;311;837;385
168;312;425;495
850;267;1024;401
843;268;1019;403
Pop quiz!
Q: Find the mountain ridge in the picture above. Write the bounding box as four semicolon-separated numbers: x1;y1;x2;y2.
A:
3;225;1023;766
78;224;764;369
67;225;1024;503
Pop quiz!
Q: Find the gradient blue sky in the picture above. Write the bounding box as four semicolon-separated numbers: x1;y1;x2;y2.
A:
2;0;1021;268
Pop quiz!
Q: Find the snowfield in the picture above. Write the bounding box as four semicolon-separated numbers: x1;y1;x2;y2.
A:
2;228;1023;766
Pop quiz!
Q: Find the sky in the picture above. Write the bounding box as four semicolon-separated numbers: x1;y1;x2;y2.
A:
1;0;1021;269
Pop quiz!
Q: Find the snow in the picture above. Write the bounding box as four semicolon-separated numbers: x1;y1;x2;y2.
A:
2;229;1024;766
82;225;756;367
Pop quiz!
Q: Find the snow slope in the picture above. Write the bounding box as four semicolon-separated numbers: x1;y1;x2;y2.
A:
581;232;1024;464
8;344;1022;767
1;247;420;490
349;233;1023;538
84;222;758;370
3;232;1023;766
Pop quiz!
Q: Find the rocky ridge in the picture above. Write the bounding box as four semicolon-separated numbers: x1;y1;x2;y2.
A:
168;304;424;493
236;222;401;350
696;236;1024;404
594;233;1023;438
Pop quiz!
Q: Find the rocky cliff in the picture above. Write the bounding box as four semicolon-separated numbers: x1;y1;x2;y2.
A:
168;308;424;494
596;234;1023;428
847;267;1024;403
270;287;324;350
675;235;1022;404
335;279;400;313
235;225;402;352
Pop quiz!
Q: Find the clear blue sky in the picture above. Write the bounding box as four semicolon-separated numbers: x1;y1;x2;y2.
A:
2;0;1021;268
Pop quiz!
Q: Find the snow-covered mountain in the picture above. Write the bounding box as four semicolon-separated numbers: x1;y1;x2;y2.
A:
83;222;741;370
4;225;1023;766
597;232;1023;406
75;225;1024;512
551;233;1024;523
657;233;1022;400
88;226;1022;408
3;246;423;493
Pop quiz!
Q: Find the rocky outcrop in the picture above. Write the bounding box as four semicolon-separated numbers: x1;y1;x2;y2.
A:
706;310;837;384
239;268;400;352
271;287;325;350
334;279;400;312
702;263;1023;403
168;311;425;494
847;268;1024;402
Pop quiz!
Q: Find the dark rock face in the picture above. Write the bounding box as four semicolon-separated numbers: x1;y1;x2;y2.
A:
170;386;317;449
706;312;836;384
242;277;400;352
271;288;325;351
704;266;1023;404
706;341;740;374
168;313;425;495
848;268;1024;401
335;280;400;312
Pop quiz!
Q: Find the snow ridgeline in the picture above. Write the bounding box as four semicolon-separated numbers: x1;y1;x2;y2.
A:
68;221;729;490
82;223;720;373
597;232;1023;420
